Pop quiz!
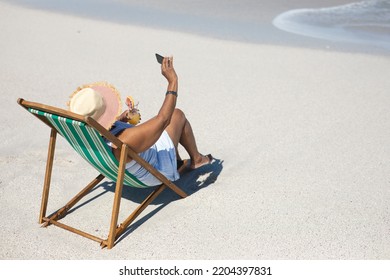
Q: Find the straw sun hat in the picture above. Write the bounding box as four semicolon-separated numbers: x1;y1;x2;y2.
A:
67;82;122;130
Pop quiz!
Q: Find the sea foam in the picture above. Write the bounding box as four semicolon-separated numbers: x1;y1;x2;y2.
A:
273;0;390;49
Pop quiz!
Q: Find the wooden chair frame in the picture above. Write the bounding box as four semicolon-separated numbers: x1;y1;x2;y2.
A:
17;98;187;249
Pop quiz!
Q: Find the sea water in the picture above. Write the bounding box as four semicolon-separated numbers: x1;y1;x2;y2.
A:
4;0;390;51
273;0;390;50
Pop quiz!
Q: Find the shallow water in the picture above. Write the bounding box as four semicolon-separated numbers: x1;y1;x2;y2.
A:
3;0;390;53
273;0;390;50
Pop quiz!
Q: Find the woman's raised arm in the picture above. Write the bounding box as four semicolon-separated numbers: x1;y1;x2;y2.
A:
115;56;178;155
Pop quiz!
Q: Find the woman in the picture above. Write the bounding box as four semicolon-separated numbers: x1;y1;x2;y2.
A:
69;56;212;186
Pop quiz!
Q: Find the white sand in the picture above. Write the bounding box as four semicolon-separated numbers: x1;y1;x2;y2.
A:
0;1;389;260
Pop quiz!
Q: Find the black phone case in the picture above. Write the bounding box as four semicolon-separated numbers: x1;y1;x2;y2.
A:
155;53;163;64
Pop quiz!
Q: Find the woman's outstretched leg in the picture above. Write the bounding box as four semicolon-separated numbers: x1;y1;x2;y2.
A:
165;109;211;169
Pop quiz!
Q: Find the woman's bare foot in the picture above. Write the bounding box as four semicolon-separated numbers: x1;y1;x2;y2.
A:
190;154;213;169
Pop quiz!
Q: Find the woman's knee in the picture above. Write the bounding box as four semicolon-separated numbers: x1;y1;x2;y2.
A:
172;108;186;126
173;108;185;119
166;108;186;145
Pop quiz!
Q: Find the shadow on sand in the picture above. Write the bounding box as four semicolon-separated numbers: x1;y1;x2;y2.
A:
118;157;224;204
64;157;223;245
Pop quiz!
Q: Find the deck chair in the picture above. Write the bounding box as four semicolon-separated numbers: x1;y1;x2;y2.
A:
17;98;187;249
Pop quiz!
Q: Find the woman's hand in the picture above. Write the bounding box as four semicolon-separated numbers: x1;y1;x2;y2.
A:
116;109;141;124
116;110;130;122
161;56;178;86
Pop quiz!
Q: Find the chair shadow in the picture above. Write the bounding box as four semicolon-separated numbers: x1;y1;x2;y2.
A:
115;158;224;244
102;157;224;205
63;157;224;245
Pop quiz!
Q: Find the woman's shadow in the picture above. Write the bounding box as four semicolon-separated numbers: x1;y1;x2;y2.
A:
78;157;224;244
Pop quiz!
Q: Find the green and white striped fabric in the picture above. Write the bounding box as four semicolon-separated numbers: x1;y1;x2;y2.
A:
29;108;148;188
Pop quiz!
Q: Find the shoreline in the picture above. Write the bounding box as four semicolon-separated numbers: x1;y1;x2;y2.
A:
2;0;389;55
273;0;390;52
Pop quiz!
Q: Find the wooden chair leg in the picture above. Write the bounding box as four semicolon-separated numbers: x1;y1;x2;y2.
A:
115;184;166;239
100;184;166;249
41;174;105;227
39;129;57;224
106;144;128;249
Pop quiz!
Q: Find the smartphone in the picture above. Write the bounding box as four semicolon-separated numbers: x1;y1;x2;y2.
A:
155;53;164;64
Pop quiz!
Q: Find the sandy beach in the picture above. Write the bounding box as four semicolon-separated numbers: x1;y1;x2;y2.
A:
0;0;389;261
